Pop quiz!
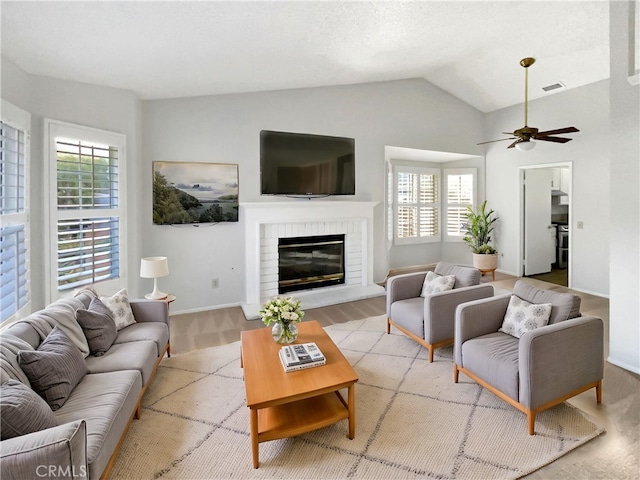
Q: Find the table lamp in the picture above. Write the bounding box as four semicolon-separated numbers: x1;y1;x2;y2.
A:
140;256;169;299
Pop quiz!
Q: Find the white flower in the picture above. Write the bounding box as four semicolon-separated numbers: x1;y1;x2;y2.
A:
259;296;305;326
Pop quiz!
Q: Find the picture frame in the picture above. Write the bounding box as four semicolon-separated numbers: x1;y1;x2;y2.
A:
152;161;239;224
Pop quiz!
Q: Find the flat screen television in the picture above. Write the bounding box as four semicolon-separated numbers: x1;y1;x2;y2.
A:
260;130;355;196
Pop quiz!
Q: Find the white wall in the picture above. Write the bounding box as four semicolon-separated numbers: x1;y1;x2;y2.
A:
1;56;143;310
483;80;610;296
608;1;639;373
142;79;485;312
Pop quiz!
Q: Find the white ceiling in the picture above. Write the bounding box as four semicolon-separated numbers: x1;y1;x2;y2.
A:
0;1;610;113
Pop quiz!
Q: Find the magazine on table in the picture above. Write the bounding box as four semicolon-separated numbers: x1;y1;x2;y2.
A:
279;342;326;372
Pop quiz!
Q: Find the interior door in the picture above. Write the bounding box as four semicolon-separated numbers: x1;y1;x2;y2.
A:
523;169;555;275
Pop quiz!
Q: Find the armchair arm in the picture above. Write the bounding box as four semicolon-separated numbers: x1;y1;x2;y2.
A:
423;284;494;344
385;271;431;315
519;316;604;410
454;294;511;365
130;299;169;327
0;420;87;480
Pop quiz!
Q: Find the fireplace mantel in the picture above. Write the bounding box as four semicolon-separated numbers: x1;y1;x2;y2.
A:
240;201;384;318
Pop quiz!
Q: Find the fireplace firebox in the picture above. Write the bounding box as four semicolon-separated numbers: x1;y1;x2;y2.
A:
278;234;345;294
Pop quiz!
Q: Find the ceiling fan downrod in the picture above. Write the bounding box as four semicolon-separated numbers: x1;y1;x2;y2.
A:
520;57;535;128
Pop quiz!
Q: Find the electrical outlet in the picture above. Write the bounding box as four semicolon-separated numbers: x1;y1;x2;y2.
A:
211;278;219;288
577;221;584;229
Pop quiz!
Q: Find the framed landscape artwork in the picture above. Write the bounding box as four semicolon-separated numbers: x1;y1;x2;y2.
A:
153;161;239;224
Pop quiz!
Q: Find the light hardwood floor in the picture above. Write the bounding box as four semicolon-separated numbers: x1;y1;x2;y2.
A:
168;272;639;479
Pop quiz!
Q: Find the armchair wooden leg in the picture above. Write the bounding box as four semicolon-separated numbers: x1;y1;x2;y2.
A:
428;346;434;363
453;364;459;383
527;411;536;435
596;379;602;404
387;318;391;334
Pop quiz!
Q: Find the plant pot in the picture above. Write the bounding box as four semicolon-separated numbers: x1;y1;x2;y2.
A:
472;253;498;271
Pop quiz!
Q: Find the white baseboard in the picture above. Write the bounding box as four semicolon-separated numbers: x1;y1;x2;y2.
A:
607;356;640;375
170;301;241;316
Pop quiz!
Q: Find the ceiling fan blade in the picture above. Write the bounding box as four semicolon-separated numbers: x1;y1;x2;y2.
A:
507;139;521;149
535;136;573;144
535;127;579;137
477;137;516;145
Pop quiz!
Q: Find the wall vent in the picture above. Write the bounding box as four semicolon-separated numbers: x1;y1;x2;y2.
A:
542;82;565;92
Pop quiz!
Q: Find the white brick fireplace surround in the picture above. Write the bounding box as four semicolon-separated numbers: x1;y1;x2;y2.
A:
241;202;384;319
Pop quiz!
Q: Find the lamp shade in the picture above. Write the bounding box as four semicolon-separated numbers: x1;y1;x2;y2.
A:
515;140;536;151
140;257;169;300
140;257;169;278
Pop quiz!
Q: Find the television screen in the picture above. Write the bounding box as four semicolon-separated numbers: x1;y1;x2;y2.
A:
260;130;355;196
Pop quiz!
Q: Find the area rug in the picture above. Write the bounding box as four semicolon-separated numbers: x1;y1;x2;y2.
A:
111;315;603;479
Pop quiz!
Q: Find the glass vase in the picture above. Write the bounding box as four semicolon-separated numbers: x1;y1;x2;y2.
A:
271;321;298;344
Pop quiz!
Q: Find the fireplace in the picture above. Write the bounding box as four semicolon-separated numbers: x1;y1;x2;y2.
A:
278;234;345;294
240;201;384;319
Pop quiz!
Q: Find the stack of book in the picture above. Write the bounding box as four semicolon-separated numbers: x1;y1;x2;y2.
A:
279;342;326;372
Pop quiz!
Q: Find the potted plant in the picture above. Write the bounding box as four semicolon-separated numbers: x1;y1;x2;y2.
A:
462;200;499;271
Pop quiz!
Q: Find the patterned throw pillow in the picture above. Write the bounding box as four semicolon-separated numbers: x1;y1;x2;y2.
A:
100;288;136;331
0;379;57;440
17;326;88;411
76;297;118;356
420;271;456;297
499;295;552;338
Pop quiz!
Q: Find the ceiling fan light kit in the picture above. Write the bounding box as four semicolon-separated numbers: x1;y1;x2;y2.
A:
478;57;579;151
515;140;536;151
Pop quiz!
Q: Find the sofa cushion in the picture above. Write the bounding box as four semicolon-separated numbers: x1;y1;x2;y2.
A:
461;332;520;401
113;322;170;357
53;370;141;480
390;297;424;339
434;262;480;288
420;271;455;297
100;288;136;331
85;340;157;385
0;379;57;440
76;297;117;357
499;295;552;338
513;280;581;324
18;327;88;411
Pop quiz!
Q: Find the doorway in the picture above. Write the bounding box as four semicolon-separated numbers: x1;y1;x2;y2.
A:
520;164;571;287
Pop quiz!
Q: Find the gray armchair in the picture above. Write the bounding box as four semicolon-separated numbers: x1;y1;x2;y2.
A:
454;280;604;435
386;262;494;362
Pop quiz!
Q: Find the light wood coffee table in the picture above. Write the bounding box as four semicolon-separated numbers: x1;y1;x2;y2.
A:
241;320;358;468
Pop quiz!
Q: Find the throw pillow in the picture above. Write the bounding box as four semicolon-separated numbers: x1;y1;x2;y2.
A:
499;295;553;338
0;379;57;440
76;297;117;356
100;288;136;330
18;326;88;411
420;271;456;297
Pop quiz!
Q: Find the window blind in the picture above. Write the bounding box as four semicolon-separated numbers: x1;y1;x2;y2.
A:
54;136;121;292
0;117;29;323
446;172;475;236
395;169;439;241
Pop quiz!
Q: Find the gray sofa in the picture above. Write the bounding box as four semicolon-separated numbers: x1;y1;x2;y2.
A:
0;288;170;479
386;262;494;362
454;280;604;434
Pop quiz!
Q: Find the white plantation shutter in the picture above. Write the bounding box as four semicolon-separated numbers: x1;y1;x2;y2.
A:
47;121;126;300
445;169;476;239
1;101;31;324
394;167;440;244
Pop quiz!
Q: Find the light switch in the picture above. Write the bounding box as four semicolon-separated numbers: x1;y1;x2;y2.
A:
577;221;584;229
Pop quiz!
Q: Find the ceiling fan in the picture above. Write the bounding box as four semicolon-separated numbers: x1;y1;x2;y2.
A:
478;57;579;151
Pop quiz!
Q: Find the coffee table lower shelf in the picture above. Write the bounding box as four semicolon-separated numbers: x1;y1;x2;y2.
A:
250;389;354;468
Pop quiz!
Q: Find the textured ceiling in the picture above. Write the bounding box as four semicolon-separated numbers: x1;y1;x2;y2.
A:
0;1;610;112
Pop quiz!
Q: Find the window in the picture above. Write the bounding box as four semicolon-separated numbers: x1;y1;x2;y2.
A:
46;121;126;301
444;168;476;240
1;100;30;324
393;166;440;244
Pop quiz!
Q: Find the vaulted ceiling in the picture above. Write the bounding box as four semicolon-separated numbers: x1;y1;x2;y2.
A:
1;1;609;113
